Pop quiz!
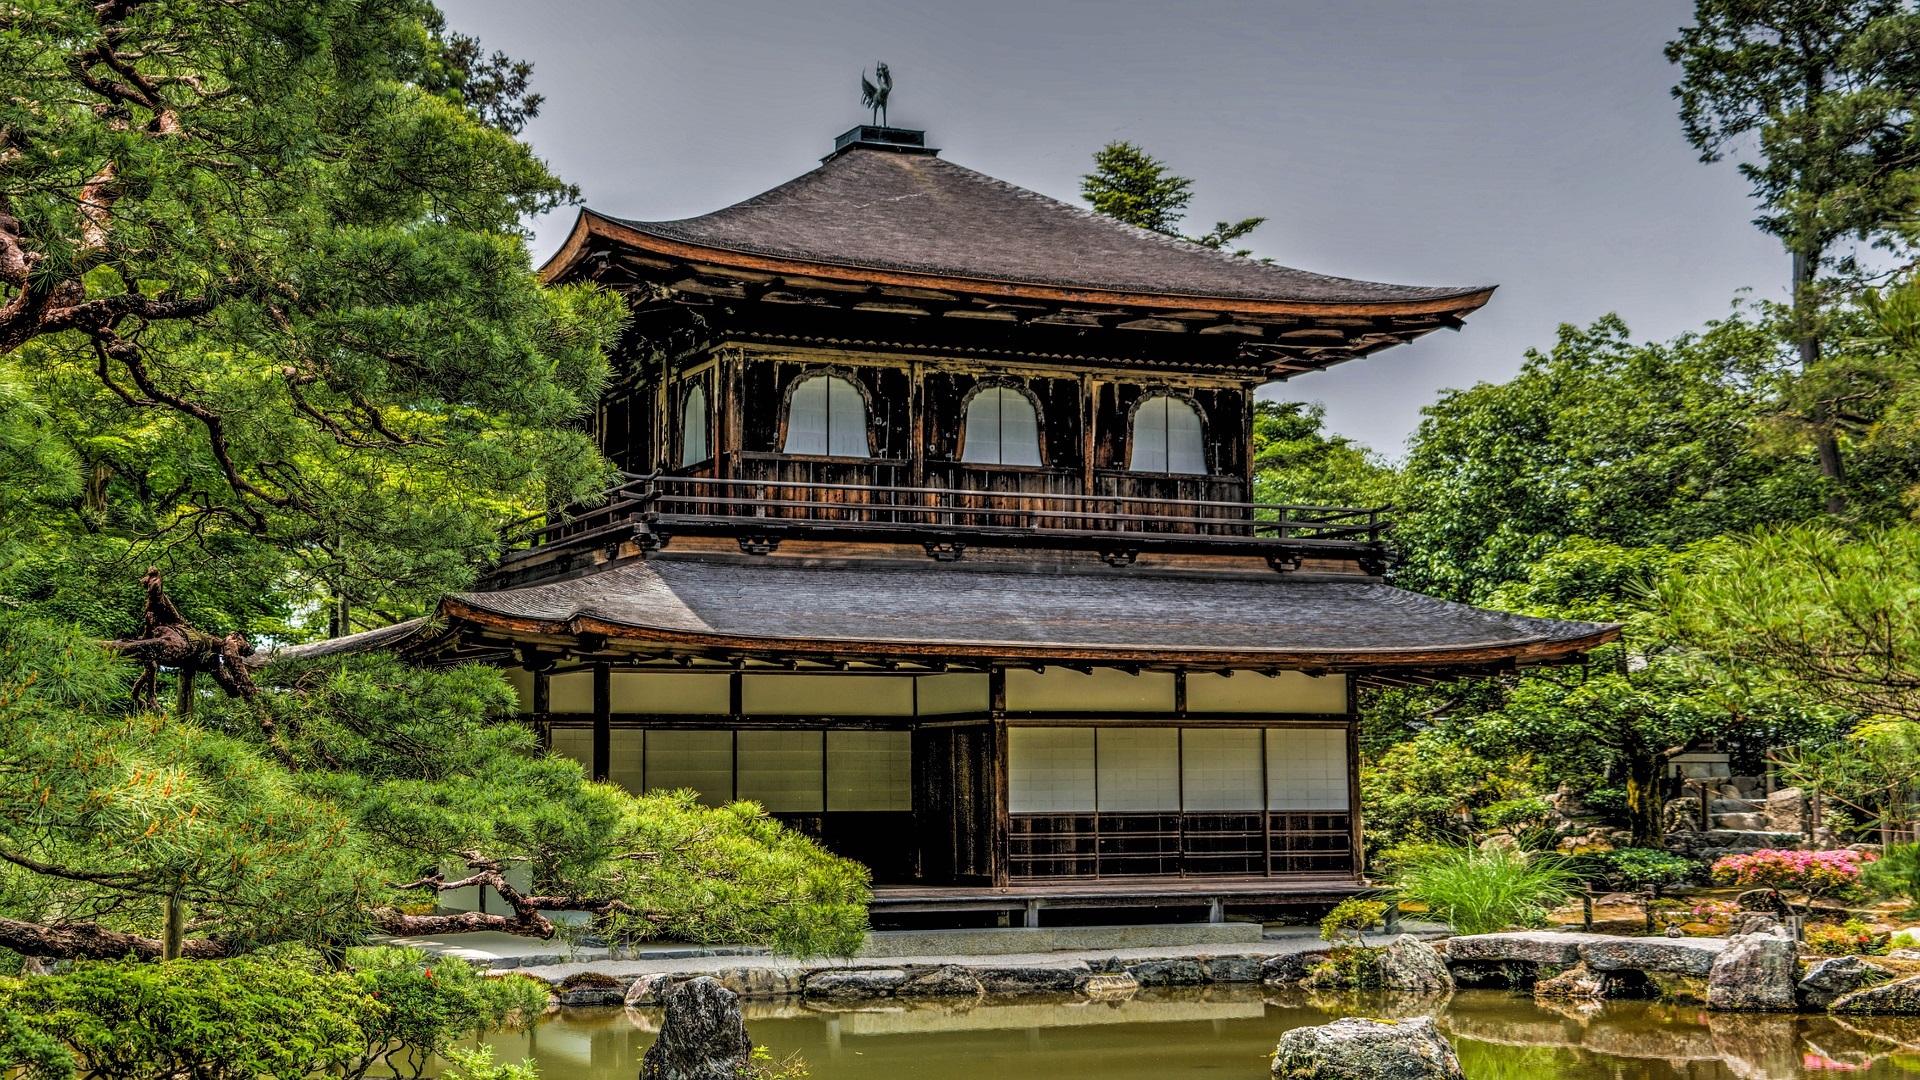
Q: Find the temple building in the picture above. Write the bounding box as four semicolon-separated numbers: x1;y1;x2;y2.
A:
317;124;1616;923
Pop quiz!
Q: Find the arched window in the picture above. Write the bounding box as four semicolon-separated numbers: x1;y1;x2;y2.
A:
680;384;709;466
781;375;869;458
960;386;1041;466
1128;396;1205;474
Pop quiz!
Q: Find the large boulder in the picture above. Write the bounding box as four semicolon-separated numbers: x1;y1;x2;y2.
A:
1263;950;1331;986
638;977;754;1080
1831;971;1920;1014
625;972;677;1007
1584;936;1726;976
1706;926;1797;1011
1271;1016;1465;1080
1800;955;1890;1010
1440;931;1595;967
1377;935;1453;991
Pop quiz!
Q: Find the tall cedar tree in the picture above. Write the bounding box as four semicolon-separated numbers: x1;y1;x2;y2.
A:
1668;0;1920;510
1080;141;1266;255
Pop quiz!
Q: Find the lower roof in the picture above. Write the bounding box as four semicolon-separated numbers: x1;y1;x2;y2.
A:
435;555;1616;670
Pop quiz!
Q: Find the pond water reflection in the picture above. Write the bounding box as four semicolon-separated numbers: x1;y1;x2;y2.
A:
471;988;1920;1079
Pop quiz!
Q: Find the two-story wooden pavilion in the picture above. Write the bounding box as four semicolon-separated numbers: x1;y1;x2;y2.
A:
310;125;1616;924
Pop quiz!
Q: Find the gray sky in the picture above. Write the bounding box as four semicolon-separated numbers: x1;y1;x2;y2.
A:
437;0;1782;458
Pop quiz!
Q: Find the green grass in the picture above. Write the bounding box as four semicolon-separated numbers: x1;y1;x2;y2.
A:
1393;844;1583;936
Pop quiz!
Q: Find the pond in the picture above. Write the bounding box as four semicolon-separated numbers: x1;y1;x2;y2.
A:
470;988;1920;1079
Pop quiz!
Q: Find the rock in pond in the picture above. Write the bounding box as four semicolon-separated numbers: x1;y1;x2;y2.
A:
1533;961;1607;1001
973;965;1086;994
638;976;754;1080
803;968;907;999
1262;951;1331;986
625;972;677;1006
1800;955;1890;1010
1830;971;1920;1014
1271;1016;1465;1080
1128;959;1208;987
1377;935;1453;991
1706;927;1797;1012
895;966;983;997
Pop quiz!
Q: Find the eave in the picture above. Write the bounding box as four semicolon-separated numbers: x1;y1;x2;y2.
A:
541;209;1495;323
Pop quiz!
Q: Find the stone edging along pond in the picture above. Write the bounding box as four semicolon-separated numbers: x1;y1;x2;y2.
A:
534;926;1920;1016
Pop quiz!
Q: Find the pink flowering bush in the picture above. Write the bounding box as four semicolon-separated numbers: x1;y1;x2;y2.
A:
1710;848;1876;896
1687;899;1739;932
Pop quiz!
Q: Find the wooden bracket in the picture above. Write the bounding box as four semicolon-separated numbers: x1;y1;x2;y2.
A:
1265;553;1303;574
923;539;966;562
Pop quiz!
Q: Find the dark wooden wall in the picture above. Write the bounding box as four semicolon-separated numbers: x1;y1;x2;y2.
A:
609;347;1260;502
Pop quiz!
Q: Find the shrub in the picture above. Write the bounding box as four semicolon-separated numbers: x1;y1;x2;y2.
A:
1479;797;1554;834
1319;898;1387;943
346;947;549;1079
1862;843;1920;903
1685;899;1739;933
1599;848;1696;892
1584;787;1629;820
443;1047;539;1080
1805;919;1885;956
1710;848;1875;896
559;971;621;990
1393;845;1582;936
0;958;375;1080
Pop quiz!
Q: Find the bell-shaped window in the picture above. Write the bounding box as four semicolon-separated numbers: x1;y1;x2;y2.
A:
782;375;869;458
960;386;1042;466
680;384;709;466
1128;395;1205;474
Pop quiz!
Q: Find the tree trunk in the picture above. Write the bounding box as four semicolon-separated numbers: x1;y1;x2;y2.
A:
173;668;194;720
1793;250;1847;513
0;914;226;961
1625;755;1665;848
162;895;186;961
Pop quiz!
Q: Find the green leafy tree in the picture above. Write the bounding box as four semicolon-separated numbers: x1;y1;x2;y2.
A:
1251;400;1399;509
1668;0;1920;507
1080;141;1267;255
1660;523;1920;723
1398;539;1833;846
1396;313;1822;602
0;0;625;635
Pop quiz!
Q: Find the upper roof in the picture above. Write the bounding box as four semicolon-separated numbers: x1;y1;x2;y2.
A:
432;555;1615;671
543;141;1494;319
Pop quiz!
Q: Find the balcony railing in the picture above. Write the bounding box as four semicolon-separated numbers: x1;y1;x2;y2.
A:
499;470;1395;572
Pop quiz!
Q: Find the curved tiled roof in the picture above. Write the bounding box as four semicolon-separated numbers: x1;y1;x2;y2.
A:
581;146;1490;310
443;557;1615;667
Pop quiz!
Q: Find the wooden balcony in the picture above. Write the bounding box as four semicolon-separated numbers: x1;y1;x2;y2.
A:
497;459;1394;575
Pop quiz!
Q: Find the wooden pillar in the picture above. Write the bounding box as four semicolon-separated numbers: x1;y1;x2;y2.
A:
592;663;611;782
1080;375;1097;499
909;360;926;489
992;719;1010;888
532;669;551;749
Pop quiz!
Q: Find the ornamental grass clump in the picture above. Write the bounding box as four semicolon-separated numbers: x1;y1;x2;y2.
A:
1710;848;1874;897
1393;844;1581;936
